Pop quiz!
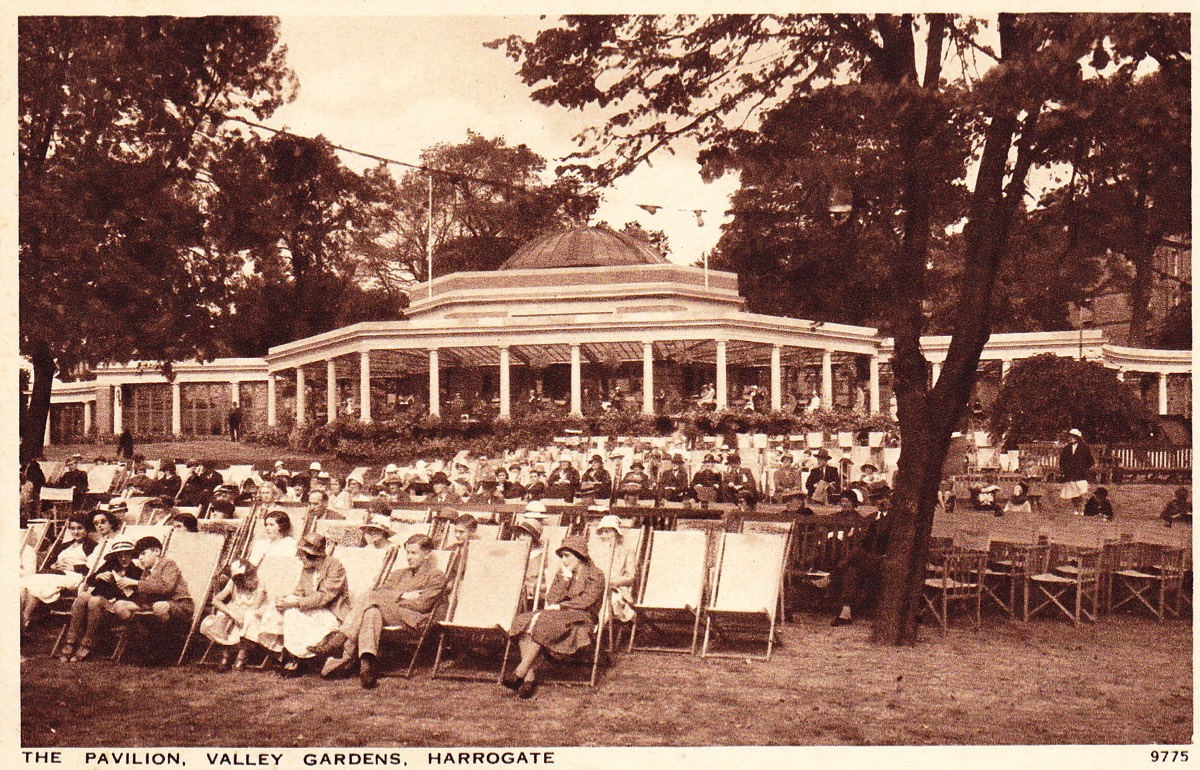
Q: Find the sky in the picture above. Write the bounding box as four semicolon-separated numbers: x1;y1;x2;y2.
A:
266;15;741;264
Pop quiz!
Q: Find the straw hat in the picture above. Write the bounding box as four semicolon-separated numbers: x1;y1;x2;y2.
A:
107;539;135;555
362;515;395;536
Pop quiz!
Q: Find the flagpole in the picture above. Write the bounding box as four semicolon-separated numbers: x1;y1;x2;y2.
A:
426;171;434;300
704;251;709;290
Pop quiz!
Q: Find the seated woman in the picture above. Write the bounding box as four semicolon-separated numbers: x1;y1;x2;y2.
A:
503;535;604;699
89;508;121;546
21;513;99;631
247;510;297;567
275;533;349;677
589;515;637;623
361;516;395;549
199;557;267;670
1003;481;1033;515
59;539;142;662
617;462;652;505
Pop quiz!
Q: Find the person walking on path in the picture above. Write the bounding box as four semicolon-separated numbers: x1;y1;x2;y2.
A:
1058;428;1094;516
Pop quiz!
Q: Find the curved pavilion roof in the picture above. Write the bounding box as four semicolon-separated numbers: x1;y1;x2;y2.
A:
499;227;669;270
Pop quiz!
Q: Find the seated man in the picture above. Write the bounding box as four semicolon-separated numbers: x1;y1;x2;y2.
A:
444;513;480;581
313;534;447;688
656;454;690;504
818;494;890;627
691;455;723;507
111;536;193;658
1161;486;1191;527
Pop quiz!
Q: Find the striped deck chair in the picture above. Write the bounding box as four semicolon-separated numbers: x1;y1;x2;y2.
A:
629;529;708;654
432;539;531;682
113;530;227;664
700;531;788;660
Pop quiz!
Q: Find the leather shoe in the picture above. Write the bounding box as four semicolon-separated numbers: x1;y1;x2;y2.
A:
516;678;538;699
359;654;378;689
831;616;853;627
307;630;347;658
501;676;524;692
279;660;302;678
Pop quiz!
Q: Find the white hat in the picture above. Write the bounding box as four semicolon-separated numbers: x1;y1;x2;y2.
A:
273;460;285;469
309;461;322;472
596;514;622;533
523;500;548;518
317;471;331;480
384;463;399;475
1068;428;1083;438
586;500;610;513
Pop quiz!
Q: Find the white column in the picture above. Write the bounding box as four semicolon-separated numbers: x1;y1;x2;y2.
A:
83;400;93;435
296;367;307;424
931;360;942;387
1158;373;1169;416
642;342;655;415
770;344;783;412
715;340;728;410
44;418;51;447
359;352;372;423
569;344;582;416
326;359;338;424
230;380;241;408
171;382;182;436
821;350;833;406
1001;359;1011;380
498;347;511;418
113;386;123;435
428;350;441;417
869;355;881;413
267;374;277;427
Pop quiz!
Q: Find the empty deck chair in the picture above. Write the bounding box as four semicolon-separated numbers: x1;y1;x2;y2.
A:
432;539;531;682
113;530;226;664
1024;543;1101;625
700;531;788;660
628;529;708;654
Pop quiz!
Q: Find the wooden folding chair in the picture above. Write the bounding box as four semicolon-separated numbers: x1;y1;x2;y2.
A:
1025;544;1101;625
922;547;986;629
433;539;531;682
1109;542;1186;621
628;529;708;654
700;531;788;660
112;531;226;664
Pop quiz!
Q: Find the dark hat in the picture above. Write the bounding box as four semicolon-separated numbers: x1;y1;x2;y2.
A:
296;533;328;557
727;454;741;465
556;534;591;563
631;461;644;469
133;536;163;555
589;455;603;464
429;471;450;486
672;454;685;464
702;454;716;464
815;449;832;460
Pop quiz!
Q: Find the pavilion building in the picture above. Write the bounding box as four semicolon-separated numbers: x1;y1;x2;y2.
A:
41;227;1192;444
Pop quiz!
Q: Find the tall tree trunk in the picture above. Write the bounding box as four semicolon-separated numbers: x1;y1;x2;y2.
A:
1126;238;1156;347
873;13;1034;644
21;341;55;463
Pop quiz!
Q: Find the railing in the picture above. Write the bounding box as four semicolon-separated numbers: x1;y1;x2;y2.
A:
1017;442;1191;482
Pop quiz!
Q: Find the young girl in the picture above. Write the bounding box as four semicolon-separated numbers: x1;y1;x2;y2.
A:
199;558;267;670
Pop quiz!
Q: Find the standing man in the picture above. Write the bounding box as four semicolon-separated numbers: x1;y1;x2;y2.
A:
228;403;243;442
1058;428;1094;516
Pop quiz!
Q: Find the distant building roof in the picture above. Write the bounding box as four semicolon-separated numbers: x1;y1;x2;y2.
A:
499;227;669;270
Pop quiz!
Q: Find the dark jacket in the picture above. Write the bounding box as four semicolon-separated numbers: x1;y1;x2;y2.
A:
1058;441;1094;482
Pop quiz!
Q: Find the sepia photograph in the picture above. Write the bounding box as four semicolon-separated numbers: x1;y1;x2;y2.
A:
15;8;1192;763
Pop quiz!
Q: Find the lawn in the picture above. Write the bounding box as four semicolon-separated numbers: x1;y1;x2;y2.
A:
21;610;1190;747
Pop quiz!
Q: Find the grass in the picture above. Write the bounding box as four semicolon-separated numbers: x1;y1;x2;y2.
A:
21;611;1191;747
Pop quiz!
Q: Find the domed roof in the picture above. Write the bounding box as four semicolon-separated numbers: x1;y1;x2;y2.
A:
499;227;668;270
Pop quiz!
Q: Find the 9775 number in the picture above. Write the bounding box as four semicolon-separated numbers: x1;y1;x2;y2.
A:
1151;751;1189;762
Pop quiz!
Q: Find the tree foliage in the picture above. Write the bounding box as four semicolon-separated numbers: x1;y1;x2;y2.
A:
497;13;1188;644
988;354;1154;444
357;132;599;292
19;16;296;456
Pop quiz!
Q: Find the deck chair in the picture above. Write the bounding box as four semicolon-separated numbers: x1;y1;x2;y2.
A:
332;544;393;597
378;550;452;679
433;539;530;682
628;529;708;654
390;508;432;524
979;540;1041;617
700;531;788;660
23;521;51;575
39;486;76;520
922;548;986;629
237;552;303;668
387;522;434;553
87;465;120;496
49;536;116;657
1109;542;1185;621
112;530;226;664
121;524;175;552
1024;544;1101;625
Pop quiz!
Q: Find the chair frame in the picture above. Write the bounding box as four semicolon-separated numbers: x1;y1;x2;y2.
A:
628;528;708;655
700;531;787;661
1024;544;1101;625
1109;542;1185;621
922;547;986;629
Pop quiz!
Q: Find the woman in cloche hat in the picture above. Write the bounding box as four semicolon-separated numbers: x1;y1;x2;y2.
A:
503;534;604;700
